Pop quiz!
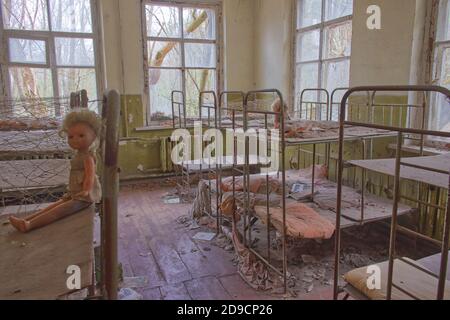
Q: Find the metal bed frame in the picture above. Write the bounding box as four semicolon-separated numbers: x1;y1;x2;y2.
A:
333;85;450;300
171;90;187;129
171;90;220;199
296;88;329;121
217;91;247;232
239;86;428;293
243;89;288;291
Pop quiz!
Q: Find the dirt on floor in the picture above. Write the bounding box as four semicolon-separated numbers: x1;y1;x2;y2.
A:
171;182;432;299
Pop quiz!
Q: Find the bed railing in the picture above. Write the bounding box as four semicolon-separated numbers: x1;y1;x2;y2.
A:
334;85;450;301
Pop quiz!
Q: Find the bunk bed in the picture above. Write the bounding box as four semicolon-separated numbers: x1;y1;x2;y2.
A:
0;90;120;300
333;85;450;301
229;87;424;293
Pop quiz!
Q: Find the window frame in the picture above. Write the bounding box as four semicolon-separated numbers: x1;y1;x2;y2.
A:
428;0;450;143
293;0;353;109
0;0;104;111
141;0;223;124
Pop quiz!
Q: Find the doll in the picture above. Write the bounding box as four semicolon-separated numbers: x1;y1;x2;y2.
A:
9;109;102;233
272;98;290;130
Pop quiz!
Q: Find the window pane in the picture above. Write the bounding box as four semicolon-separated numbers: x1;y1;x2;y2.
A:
183;8;216;40
57;68;97;98
9;67;53;99
1;0;48;30
49;0;92;33
146;5;180;38
325;0;353;21
149;69;181;116
148;41;181;67
323;21;352;59
296;29;320;62
185;69;216;117
55;38;94;66
295;63;319;101
437;0;450;41
433;48;450;131
298;0;322;28
185;43;216;68
441;48;450;89
321;59;350;94
9;38;47;65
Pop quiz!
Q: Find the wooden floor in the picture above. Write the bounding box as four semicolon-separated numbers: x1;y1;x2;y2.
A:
118;185;333;300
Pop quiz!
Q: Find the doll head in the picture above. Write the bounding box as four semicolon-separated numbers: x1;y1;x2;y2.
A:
61;108;102;152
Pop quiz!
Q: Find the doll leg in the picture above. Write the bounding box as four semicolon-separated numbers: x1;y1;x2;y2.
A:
9;199;68;232
23;199;67;221
10;200;91;233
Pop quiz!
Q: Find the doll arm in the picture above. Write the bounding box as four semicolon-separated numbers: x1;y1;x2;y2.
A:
81;155;96;194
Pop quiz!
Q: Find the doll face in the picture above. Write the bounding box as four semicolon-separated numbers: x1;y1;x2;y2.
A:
67;122;96;151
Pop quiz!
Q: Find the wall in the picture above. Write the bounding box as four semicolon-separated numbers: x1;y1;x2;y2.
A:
223;0;255;92
350;0;417;86
99;0;145;95
253;0;294;102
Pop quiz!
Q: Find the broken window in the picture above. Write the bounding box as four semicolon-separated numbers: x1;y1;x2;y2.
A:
143;2;220;121
0;0;101;115
429;0;450;135
294;0;353;120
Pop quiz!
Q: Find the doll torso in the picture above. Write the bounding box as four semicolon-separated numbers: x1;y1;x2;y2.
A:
68;151;102;203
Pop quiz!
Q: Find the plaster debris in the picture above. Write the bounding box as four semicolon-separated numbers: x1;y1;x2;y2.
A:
121;276;149;289
118;288;143;300
192;232;216;242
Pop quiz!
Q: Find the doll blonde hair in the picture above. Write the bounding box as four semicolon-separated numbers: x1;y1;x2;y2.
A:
60;108;103;148
61;108;102;136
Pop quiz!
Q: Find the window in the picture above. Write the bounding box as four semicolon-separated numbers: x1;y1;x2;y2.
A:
0;0;101;113
294;0;353;117
429;0;450;134
143;2;221;121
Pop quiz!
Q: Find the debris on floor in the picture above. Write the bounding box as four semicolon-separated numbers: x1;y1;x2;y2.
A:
192;232;216;242
121;276;149;289
118;288;143;300
189;180;211;219
163;195;180;204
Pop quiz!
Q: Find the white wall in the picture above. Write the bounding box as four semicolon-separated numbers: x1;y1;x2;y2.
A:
98;0;423;100
223;0;255;92
99;0;145;95
253;0;294;101
350;0;417;86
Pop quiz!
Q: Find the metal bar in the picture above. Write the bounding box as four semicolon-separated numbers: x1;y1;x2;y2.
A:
102;89;121;300
333;86;347;299
361;139;366;223
400;194;446;211
395;224;442;247
244;89;286;293
437;173;450;299
386;131;403;300
391;282;421;300
398;257;442;279
344;120;450;138
311;144;316;202
299;88;329;120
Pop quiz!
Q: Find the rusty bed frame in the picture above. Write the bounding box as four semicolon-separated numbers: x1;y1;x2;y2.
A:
333;85;450;300
238;86;430;293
